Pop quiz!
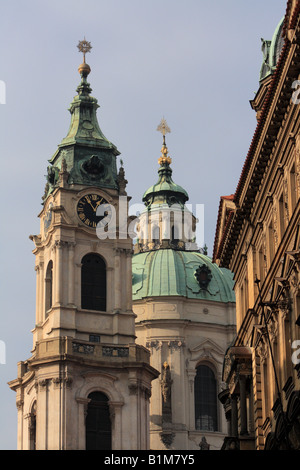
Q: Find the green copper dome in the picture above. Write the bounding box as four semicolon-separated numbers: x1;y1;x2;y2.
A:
143;164;189;208
132;249;235;303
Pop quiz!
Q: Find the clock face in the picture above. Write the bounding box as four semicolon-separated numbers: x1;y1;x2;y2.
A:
77;194;108;228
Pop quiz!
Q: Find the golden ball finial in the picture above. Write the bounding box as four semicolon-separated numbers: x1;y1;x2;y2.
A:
78;62;91;76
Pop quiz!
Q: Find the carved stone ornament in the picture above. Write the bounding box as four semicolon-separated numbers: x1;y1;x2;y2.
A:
58;158;69;187
38;379;49;390
72;342;95;355
161;362;172;424
160;431;175;449
167;340;185;350
117;164;128;196
268;316;278;343
81;155;105;178
146;340;163;351
257;338;268;364
102;346;129;357
222;353;232;384
47;165;59;186
199;436;210;450
195;265;212;290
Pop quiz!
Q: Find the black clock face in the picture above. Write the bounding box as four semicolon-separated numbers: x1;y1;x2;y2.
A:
77;194;108;228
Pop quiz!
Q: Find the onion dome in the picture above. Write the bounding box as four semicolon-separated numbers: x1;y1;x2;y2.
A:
142;119;189;209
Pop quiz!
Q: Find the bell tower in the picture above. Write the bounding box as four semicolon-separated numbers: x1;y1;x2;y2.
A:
8;40;158;450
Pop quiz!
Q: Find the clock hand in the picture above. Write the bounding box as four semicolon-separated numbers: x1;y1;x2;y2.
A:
86;200;97;211
94;198;104;211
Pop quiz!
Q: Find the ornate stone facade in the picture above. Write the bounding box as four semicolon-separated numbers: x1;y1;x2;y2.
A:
132;128;236;450
8;51;158;450
214;2;300;450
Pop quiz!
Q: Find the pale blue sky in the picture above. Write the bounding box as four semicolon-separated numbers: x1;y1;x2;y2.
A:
0;0;286;449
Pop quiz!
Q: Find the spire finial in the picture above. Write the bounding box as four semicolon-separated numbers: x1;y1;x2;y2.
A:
157;117;171;143
157;118;172;166
77;37;92;77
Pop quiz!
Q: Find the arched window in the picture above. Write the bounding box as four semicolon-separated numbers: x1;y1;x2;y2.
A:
81;254;106;311
86;392;111;450
152;225;160;242
171;224;180;243
29;401;37;450
194;364;218;432
45;260;53;315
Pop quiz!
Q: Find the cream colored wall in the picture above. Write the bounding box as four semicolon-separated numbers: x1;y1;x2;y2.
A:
134;296;236;450
17;360;153;450
31;184;136;347
9;182;159;450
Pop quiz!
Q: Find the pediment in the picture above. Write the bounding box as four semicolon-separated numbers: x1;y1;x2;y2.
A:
189;338;225;364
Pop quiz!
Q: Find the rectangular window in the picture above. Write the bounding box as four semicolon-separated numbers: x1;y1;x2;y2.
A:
89;335;100;343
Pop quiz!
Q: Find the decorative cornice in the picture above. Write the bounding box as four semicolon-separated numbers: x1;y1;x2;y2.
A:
216;25;299;267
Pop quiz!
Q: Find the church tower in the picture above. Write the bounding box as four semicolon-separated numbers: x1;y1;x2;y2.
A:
8;40;158;450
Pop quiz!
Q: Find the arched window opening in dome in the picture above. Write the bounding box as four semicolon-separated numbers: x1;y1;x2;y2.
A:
152;225;160;242
171;224;180;243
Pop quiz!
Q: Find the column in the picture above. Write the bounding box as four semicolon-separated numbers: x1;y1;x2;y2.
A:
36;379;49;450
17;399;24;450
35;265;40;325
109;402;123;450
187;369;196;430
114;248;122;311
231;395;238;437
54;241;63;306
76;397;90;450
75;261;82;309
106;266;114;312
39;261;44;322
126;249;132;311
67;242;75;306
239;374;248;435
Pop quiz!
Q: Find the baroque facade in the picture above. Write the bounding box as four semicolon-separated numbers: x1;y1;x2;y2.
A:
132;128;236;450
214;1;300;450
8;44;159;450
8;43;237;450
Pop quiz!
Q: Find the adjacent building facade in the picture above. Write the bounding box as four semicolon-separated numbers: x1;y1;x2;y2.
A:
214;1;300;450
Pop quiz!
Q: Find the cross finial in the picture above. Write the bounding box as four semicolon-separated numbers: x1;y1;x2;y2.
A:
157;118;171;138
77;37;92;63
